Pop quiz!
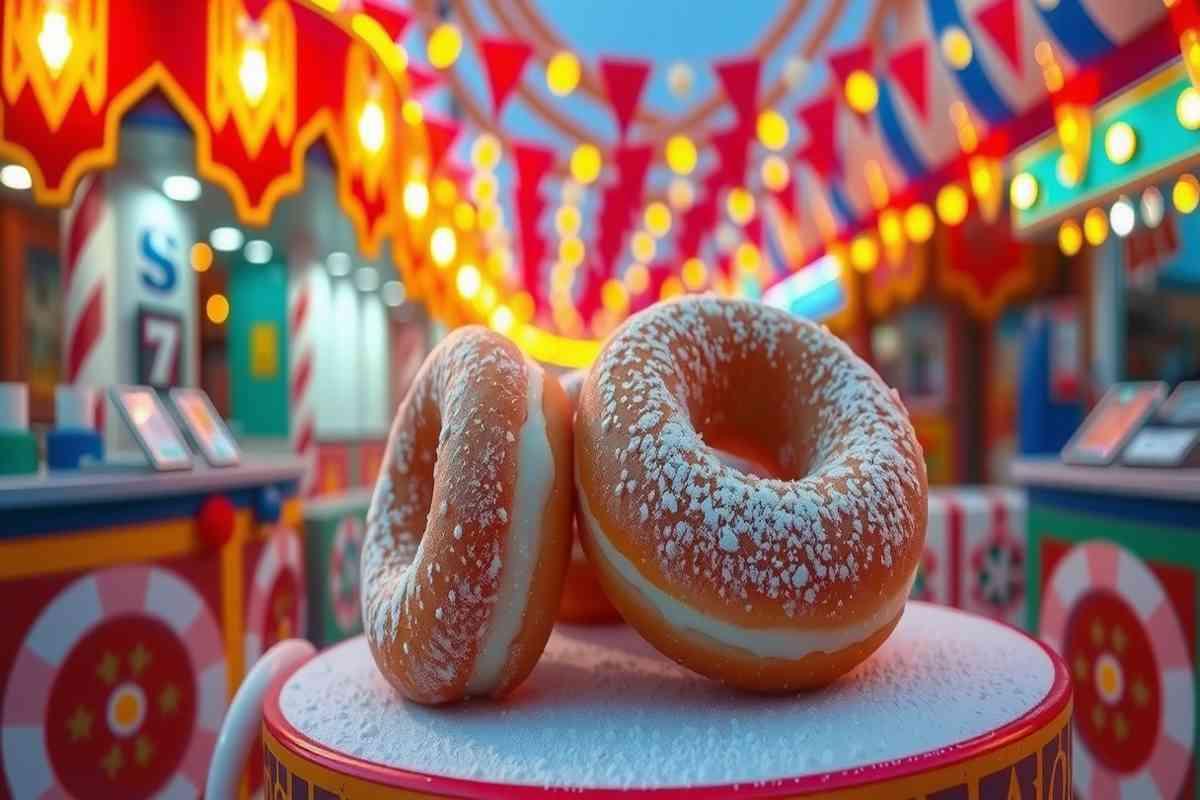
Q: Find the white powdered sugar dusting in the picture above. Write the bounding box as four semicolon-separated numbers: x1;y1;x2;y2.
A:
280;605;1052;790
360;327;529;699
583;297;924;618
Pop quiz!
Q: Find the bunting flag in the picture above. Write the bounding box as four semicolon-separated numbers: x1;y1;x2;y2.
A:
361;1;412;41
599;58;652;141
713;57;761;128
888;42;929;121
512;141;556;189
770;180;797;220
478;36;533;114
423;116;461;172
710;124;752;187
511;140;554;298
828;43;875;127
406;64;441;97
975;0;1023;77
795;95;841;178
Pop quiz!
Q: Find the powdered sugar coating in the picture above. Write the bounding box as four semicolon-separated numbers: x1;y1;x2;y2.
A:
280;604;1054;790
362;327;537;702
578;297;926;624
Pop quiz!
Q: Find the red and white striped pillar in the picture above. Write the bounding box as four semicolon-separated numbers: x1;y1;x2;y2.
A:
289;268;317;496
60;173;116;429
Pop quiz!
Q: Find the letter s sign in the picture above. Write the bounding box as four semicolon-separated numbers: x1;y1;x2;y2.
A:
139;228;179;294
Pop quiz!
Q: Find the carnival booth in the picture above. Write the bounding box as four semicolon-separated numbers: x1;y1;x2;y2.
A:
4;0;1200;797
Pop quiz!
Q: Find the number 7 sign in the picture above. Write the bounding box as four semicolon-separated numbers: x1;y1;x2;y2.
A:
138;308;182;387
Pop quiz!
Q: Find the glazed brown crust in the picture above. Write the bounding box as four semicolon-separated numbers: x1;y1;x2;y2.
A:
574;298;927;690
557;369;622;624
362;327;573;704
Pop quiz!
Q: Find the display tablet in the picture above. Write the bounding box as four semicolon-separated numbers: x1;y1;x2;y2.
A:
109;386;193;471
1061;382;1167;466
1161;382;1200;426
169;387;240;467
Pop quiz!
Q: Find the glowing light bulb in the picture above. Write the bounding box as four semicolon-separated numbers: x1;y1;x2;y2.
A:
427;23;462;70
38;4;72;76
1009;172;1039;211
570;144;602;185
1178;87;1200;131
546;51;580;96
665;135;697;176
471;134;501;170
849;234;879;272
844;70;879;114
761;155;790;192
726;187;755;225
734;242;761;274
206;294;230;325
358;99;387;154
403;181;429;218
940;26;973;70
402;99;423;126
681;258;707;289
624;263;649;294
668;178;694;209
756;109;790;151
555;206;581;237
1141;186;1164;228
631;231;656;263
904;203;935;243
455;263;481;299
190;243;214;273
1058;220;1082;256
430;225;457;267
644;202;671;237
1103;122;1137;166
601;279;629;313
239;42;269;105
936;184;968;226
490;305;514;333
1174;174;1200;214
1083;207;1108;246
1109;197;1135;238
559;236;584;267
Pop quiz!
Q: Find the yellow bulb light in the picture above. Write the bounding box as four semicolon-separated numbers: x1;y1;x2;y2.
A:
455;264;481;299
559;236;584;268
1083;207;1108;246
358;100;387;154
430;225;457;267
601;279;629;313
1174;174;1200;214
555;205;581;237
453;201;476;231
844;70;879;114
936;184;969;226
761;155;790;192
402;98;424;126
427;23;463;70
665;135;698;176
546;51;581;97
38;5;72;76
681;257;707;289
1178;87;1200;131
849;234;879;272
624;263;649;293
668;178;694;209
1010;172;1039;211
734;242;761;274
403;181;429;218
1057;220;1083;256
490;305;514;334
570;143;602;185
726;187;756;225
904;203;935;243
878;209;904;247
756;109;790;151
206;293;230;325
660;276;684;300
940;26;974;70
239;43;269;105
644;202;672;237
1104;122;1137;166
631;231;656;262
471;134;501;170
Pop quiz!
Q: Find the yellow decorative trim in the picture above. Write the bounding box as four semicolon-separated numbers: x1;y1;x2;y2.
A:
937;236;1037;321
221;509;250;698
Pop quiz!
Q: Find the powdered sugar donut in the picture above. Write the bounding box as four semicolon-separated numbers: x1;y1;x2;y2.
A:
557;370;622;624
574;297;927;692
363;327;573;704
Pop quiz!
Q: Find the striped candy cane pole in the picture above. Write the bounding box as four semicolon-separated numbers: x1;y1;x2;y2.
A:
61;174;115;427
289;270;317;497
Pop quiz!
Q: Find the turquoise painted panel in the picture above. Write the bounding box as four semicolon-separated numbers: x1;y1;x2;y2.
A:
1014;69;1200;230
228;259;289;437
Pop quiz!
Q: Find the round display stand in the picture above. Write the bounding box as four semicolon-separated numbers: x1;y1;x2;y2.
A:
262;602;1072;798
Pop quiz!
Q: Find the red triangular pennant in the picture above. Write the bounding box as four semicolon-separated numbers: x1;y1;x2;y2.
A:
710;125;751;186
362;1;411;41
771;181;796;219
827;44;874;86
614;143;654;194
975;0;1023;76
599;58;652;141
406;64;441;97
795;95;841;178
714;57;761;127
478;36;533;115
423;116;460;171
511;141;556;189
888;43;929;121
